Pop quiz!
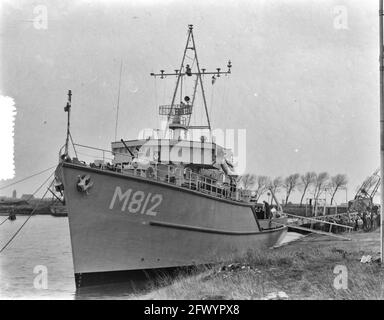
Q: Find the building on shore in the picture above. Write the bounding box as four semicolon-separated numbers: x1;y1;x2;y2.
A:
20;194;35;201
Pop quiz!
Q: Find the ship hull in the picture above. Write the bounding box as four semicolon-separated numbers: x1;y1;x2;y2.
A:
58;163;287;287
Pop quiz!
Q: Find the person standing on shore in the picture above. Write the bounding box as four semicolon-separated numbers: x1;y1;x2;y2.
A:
263;201;272;220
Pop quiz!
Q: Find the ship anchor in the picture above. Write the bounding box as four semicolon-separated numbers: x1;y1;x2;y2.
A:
76;174;93;194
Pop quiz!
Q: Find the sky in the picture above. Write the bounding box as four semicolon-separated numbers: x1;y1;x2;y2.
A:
0;0;380;204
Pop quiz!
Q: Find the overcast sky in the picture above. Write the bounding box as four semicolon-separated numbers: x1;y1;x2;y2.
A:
0;0;380;204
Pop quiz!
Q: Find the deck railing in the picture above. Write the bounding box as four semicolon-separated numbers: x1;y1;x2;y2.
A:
62;143;252;203
159;104;193;116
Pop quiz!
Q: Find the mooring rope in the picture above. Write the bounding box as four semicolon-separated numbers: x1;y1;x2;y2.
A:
0;165;56;191
0;164;57;228
0;217;9;226
0;171;55;253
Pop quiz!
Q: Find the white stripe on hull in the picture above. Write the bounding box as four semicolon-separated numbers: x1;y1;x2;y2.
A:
59;164;287;275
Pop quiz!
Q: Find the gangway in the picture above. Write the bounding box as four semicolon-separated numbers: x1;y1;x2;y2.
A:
273;213;353;241
313;212;350;220
267;189;352;240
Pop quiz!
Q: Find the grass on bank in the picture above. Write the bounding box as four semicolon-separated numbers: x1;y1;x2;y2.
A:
137;230;384;300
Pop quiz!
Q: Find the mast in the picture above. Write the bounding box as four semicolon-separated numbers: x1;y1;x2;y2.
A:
64;90;72;156
379;0;384;264
150;25;232;138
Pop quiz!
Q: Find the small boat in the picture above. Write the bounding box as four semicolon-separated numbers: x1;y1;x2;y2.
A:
50;204;68;217
8;211;16;221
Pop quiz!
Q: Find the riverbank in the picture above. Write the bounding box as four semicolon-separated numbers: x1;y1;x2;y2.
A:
0;199;62;216
138;230;383;300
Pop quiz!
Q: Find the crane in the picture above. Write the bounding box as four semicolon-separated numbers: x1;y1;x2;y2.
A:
348;168;381;231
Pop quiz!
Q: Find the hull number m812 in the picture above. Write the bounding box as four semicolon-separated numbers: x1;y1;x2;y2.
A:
109;186;163;216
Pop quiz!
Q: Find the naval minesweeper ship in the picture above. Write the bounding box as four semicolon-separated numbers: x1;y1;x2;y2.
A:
54;25;287;288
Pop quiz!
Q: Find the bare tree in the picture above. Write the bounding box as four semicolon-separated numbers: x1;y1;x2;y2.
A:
283;173;300;205
329;174;348;204
299;172;316;206
253;176;270;201
268;176;283;205
313;172;330;201
237;173;256;190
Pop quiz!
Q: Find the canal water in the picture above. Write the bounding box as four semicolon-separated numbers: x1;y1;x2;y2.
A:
0;215;303;299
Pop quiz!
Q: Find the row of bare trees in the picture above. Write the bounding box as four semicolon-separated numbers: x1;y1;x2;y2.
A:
237;172;348;206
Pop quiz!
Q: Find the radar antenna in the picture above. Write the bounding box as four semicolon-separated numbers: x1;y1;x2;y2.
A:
150;25;232;135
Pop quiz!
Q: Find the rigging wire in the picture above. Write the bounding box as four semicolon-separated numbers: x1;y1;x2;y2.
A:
154;75;158;109
180;72;183;103
185;54;193;60
0;171;54;253
69;131;78;159
220;78;228;124
114;59;124;142
163;77;167;103
160;79;168;137
191;55;196;69
76;150;114;162
200;97;203;129
193;85;197;127
209;82;215;129
0;165;56;191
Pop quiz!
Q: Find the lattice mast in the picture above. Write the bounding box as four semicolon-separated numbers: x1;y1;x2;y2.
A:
150;25;232;138
355;168;381;200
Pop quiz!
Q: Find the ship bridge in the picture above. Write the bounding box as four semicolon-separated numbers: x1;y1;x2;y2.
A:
111;138;232;169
